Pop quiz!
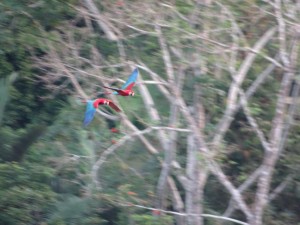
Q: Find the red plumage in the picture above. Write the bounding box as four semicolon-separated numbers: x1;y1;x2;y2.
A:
93;98;121;112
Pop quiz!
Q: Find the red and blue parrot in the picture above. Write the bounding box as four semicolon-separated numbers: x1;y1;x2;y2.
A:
83;98;121;127
103;68;139;96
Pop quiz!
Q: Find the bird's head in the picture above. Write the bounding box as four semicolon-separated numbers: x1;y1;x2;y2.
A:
129;91;135;96
104;100;110;105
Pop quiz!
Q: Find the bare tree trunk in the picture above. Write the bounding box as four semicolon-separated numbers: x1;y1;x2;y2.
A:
186;134;208;225
186;134;198;225
250;18;299;224
185;83;208;225
154;23;181;211
168;177;186;225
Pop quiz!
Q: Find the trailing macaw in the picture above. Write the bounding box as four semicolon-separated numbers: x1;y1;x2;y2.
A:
103;68;139;96
83;98;121;127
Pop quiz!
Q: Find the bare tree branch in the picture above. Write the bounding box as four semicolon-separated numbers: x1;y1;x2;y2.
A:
155;23;176;85
239;90;270;152
268;175;292;201
82;0;119;41
167;177;186;225
212;27;277;147
91;126;190;189
223;166;263;217
174;91;253;220
252;17;299;223
278;75;300;155
118;203;249;225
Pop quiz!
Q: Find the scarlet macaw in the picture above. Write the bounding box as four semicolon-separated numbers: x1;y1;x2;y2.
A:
83;98;121;126
103;68;138;96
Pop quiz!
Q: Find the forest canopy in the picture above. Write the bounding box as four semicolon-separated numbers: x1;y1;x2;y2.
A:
0;1;299;225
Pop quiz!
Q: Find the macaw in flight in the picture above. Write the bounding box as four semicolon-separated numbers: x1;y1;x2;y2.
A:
83;98;121;127
103;68;139;96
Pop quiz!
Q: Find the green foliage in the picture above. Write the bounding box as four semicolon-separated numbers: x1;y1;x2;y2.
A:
1;1;299;225
48;196;108;225
95;37;119;59
100;138;160;196
131;214;174;225
0;1;80;224
175;0;193;15
0;0;74;129
0;73;17;125
0;162;56;225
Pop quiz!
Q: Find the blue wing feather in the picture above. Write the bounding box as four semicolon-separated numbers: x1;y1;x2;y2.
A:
83;100;96;127
121;68;138;90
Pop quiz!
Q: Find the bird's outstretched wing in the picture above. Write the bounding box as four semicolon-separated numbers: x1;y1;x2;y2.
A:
121;68;139;90
107;100;121;112
83;101;96;127
103;86;121;92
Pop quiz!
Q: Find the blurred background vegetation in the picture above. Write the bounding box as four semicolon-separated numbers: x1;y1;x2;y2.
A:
0;0;299;225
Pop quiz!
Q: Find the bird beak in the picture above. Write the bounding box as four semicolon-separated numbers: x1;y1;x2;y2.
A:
132;93;135;96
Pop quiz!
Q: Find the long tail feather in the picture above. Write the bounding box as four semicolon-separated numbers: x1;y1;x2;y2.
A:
103;86;120;92
83;101;96;127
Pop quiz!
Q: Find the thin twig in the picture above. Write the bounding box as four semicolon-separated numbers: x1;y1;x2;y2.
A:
118;203;249;225
91;126;190;189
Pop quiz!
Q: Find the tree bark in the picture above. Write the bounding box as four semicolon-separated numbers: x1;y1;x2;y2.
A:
82;0;118;41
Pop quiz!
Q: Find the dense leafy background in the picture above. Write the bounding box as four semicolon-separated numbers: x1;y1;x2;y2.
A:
0;1;299;225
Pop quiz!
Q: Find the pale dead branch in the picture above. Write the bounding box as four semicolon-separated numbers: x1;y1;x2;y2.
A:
212;27;277;147
82;0;119;41
91;126;190;189
118;203;249;225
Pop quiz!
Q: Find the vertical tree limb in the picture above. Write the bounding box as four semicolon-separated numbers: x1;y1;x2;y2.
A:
212;27;277;147
251;24;299;224
82;0;118;41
